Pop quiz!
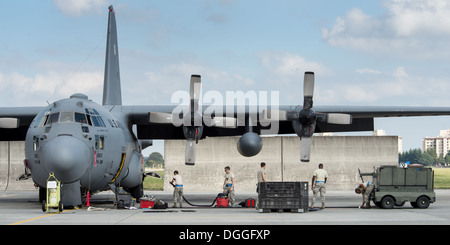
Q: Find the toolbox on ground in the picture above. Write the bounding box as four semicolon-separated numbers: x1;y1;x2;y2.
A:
140;196;156;209
245;198;255;208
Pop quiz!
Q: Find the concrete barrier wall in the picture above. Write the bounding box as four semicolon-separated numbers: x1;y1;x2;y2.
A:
164;136;399;192
0;141;35;191
0;142;8;190
1;136;398;192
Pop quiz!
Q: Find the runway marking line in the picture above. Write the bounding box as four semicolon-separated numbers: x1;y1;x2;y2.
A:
9;210;72;225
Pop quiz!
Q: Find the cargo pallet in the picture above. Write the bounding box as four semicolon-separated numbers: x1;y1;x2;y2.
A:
257;182;309;213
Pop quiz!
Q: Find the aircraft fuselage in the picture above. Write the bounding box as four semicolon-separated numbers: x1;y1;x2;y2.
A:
24;93;144;204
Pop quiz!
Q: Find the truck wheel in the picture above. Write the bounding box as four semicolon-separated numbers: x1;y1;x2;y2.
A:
381;196;395;209
415;196;430;209
58;201;64;212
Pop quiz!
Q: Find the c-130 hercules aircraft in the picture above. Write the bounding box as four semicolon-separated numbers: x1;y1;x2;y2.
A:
2;5;450;208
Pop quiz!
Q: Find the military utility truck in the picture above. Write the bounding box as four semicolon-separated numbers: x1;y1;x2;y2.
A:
359;165;435;209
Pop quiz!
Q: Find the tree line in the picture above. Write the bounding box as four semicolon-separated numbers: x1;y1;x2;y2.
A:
145;152;164;169
399;148;450;166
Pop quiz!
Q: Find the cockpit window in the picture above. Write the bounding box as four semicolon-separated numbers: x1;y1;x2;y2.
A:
35;111;50;127
85;107;106;127
75;112;87;124
42;111;91;126
85;108;99;115
42;108;105;127
91;115;100;127
47;112;59;125
60;112;74;123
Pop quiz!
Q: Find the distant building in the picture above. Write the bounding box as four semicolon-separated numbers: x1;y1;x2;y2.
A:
422;130;450;157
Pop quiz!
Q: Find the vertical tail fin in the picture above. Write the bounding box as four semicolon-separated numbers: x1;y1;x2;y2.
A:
102;5;122;106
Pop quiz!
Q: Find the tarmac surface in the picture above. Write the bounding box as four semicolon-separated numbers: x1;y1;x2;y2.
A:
2;189;450;226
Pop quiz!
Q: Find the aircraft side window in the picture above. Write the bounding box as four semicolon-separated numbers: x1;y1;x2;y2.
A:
95;135;105;150
47;112;59;125
85;108;99;115
33;136;39;151
108;119;115;127
115;120;123;129
75;112;87;124
34;110;49;127
86;114;93;126
97;116;106;127
82;126;89;133
60;111;74;123
38;111;50;127
91;116;100;127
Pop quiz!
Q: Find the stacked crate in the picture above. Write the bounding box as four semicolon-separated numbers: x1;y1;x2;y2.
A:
257;181;309;213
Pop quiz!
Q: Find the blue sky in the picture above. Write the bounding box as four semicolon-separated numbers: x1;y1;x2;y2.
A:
2;0;450;156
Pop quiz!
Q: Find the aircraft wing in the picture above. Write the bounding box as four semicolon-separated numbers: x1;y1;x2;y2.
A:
312;105;450;133
0;107;45;141
122;104;450;139
123;102;450;164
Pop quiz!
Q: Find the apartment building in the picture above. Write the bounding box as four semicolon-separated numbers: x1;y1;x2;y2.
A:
422;130;450;157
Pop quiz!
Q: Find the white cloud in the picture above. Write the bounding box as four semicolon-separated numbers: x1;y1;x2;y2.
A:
53;0;107;17
122;63;256;105
0;71;102;106
386;0;450;37
314;65;450;106
322;0;450;59
259;51;331;79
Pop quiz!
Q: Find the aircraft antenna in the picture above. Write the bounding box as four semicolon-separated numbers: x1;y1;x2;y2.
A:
46;34;106;103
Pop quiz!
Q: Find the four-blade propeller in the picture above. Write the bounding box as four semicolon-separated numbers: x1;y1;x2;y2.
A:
149;75;237;165
263;71;352;162
150;72;352;163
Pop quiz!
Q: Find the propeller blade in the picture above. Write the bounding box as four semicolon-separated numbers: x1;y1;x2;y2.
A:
189;74;202;126
212;117;237;128
149;112;173;124
261;109;288;122
185;138;197;165
327;113;352;125
303;72;314;109
190;74;201;111
300;136;312;162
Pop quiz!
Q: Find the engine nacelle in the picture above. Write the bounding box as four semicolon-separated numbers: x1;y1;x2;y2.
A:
237;132;263;157
183;125;203;140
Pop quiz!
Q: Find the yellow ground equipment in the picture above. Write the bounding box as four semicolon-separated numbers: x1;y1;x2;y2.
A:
41;172;63;213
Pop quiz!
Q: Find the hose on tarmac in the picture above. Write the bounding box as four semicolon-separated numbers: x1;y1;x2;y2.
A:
171;183;217;207
182;196;217;207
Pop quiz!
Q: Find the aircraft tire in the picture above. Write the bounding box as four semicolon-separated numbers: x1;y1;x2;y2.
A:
128;183;144;201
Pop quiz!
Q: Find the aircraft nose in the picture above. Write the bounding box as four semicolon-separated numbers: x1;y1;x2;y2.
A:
41;136;92;183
